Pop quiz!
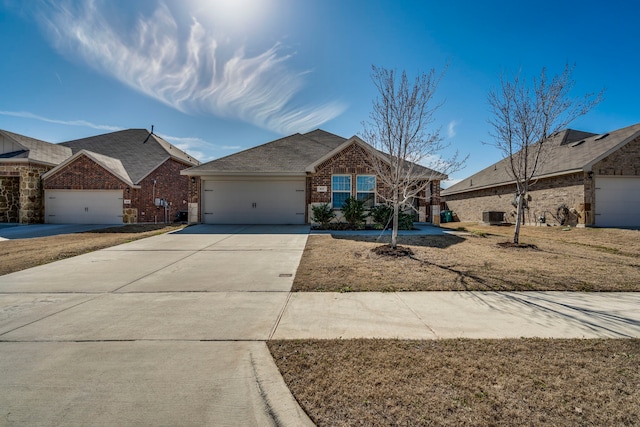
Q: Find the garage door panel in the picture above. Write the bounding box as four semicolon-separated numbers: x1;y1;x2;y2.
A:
46;190;123;224
202;179;305;224
595;177;640;227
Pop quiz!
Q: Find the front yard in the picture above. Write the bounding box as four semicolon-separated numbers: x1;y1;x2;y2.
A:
275;223;640;426
293;223;640;292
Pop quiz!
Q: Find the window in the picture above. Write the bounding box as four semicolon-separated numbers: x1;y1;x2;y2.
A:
332;175;351;209
356;175;376;208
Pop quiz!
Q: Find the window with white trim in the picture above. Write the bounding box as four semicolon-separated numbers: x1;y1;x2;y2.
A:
332;175;351;209
356;175;376;208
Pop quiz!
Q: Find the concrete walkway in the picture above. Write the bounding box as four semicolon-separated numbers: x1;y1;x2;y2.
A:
1;224;639;426
273;291;640;339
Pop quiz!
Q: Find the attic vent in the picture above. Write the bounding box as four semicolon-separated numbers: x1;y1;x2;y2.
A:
594;133;610;141
570;140;585;148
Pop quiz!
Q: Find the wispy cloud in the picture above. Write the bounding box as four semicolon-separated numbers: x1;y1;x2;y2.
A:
447;120;459;138
35;1;346;134
0;110;122;131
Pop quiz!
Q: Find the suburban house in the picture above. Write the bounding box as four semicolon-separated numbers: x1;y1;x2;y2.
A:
182;129;446;225
442;123;640;228
0;128;199;224
0;130;72;223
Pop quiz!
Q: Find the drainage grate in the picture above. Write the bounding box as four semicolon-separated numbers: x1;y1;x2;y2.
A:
279;273;293;277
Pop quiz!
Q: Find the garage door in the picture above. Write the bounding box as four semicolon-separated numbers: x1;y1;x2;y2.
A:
594;177;640;227
202;179;306;224
45;190;123;224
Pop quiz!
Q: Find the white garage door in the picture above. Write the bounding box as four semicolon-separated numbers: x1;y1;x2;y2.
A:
594;177;640;227
45;190;123;224
202;179;306;224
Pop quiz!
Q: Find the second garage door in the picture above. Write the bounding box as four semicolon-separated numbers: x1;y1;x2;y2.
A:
45;190;124;224
594;177;640;227
202;179;306;224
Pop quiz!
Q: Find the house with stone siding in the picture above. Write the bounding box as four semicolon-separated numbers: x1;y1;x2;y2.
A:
0;130;72;223
182;129;446;225
441;123;640;228
1;128;199;224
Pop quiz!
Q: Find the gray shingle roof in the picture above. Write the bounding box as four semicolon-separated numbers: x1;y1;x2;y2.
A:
443;123;640;196
0;129;72;165
60;129;199;183
184;129;347;175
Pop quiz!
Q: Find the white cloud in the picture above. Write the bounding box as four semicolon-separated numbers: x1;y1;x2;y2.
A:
35;1;346;134
447;120;459;138
0;110;122;132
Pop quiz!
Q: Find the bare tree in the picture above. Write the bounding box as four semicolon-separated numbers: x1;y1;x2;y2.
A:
488;64;603;244
362;65;465;249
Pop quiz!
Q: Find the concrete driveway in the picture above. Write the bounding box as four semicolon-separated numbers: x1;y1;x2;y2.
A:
0;224;314;426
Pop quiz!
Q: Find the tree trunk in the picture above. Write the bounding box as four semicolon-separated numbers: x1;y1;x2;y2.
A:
513;193;524;244
391;198;399;249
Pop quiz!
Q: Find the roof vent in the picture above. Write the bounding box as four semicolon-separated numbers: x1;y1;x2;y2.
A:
570;140;585;148
594;133;610;141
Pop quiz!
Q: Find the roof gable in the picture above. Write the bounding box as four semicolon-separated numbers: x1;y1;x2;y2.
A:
443;123;640;195
0;129;72;165
60;129;199;184
42;150;137;187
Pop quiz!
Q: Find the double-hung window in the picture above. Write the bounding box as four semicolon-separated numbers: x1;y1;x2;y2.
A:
356;175;376;208
332;175;351;209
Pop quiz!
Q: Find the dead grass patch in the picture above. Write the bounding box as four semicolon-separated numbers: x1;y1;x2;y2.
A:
269;338;640;426
0;224;183;276
293;225;640;292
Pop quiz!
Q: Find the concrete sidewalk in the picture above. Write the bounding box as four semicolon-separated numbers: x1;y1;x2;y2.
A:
272;291;640;339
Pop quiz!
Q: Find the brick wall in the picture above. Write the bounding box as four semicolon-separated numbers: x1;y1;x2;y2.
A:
132;159;192;223
44;155;192;224
0;162;52;223
444;172;587;226
308;142;440;222
592;135;640;177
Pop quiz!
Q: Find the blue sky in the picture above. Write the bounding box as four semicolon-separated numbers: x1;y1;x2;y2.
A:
1;0;638;184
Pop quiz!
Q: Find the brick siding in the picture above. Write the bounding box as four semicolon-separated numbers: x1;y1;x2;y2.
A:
43;155;192;224
444;136;640;227
309;142;440;222
444;173;587;226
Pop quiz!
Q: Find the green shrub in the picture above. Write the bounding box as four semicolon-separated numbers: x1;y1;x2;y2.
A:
342;197;367;229
370;203;414;230
398;212;414;230
370;204;393;227
311;203;336;227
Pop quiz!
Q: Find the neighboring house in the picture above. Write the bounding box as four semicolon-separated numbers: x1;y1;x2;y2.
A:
182;129;446;225
0;130;72;223
44;129;200;224
442;123;640;228
0;128;199;225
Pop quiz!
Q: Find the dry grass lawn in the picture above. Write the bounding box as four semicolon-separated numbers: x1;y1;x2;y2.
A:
0;224;182;276
269;338;640;426
293;223;640;292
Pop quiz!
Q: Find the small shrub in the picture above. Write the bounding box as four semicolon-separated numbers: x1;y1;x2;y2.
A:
398;212;414;230
370;204;393;227
370;203;414;230
311;203;336;227
342;197;367;229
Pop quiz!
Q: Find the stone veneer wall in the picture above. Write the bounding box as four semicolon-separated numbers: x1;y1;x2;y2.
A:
0;176;19;222
0;163;52;224
444;172;587;226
